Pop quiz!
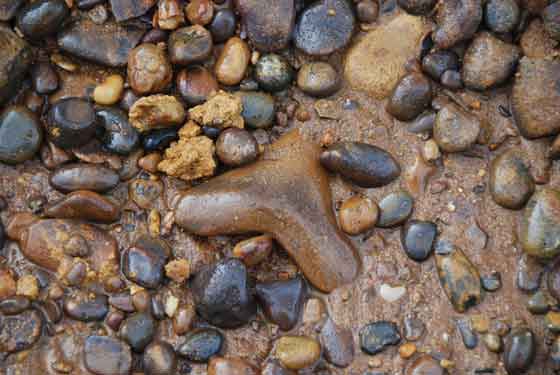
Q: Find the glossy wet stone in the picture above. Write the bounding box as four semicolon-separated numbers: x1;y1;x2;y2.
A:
256;277;306;331
398;0;436;15
176;131;360;292
232;234;273;266
192;259;256;328
401;220;437;261
0;27;32;105
0;296;31;315
50;164;119;193
57;20;144;67
236;0;294;52
422;50;460;82
177;328;224;362
235;91;275;129
360;321;401;355
169;25;213;65
262;360;296;375
405;355;445;375
344;14;431;99
0;310;42;353
387;73;432;122
0;0;24;20
255;54;293;92
216;128;259;167
433;103;481;153
339;196;378;235
84;336;132;375
320;142;400;188
143;341;177;375
208;357;258;375
143;128;179;152
119;312;155;352
47;98;97;149
64;293;108;321
435;240;482;312
482;271;502;292
209;9;236;42
109;0;155;21
17;0;69;39
527;291;551;314
12;218;118;277
376;191;414;228
320;318;354;368
462;32;520;91
490;149;534;210
403;313;425;341
275;336;321;370
432;0;482;49
456;318;478;349
504;327;536;374
297;62;340;98
294;0;355;56
177;67;218;106
519;189;560;259
31;63;59;95
129;179;163;209
96;107;139;155
516;254;543;292
122;236;170;288
485;0;519;33
215;37;250;86
512;57;560;139
0;106;42;164
127;43;172;95
44;190;119;223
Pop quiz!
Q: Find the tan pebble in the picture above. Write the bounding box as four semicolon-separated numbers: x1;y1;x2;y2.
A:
158;0;185;30
173;303;195;335
369;358;382;368
208;357;258;375
302;298;326;324
295;106;311;122
186;0;213;25
48;284;64;299
275;336;321;370
214;37;251;86
423;139;440;161
251;51;260;65
161;211;175;236
138;153;162;173
129;95;186;132
93;74;124;105
148;209;161;237
339;195;378;235
440;359;455;369
165;294;179;317
0;269;17;300
165;259;191;283
471;314;490;333
232;234;273;266
447;202;456;212
399;342;417;358
16;275;39;299
50;53;78;72
320;130;335;146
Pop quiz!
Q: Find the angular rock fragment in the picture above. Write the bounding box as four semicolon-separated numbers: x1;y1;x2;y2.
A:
188;90;244;129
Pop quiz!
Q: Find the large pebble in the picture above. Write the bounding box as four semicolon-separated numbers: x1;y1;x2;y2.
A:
256;277;307;331
519;188;560;259
119;312;155;352
235;91;275;129
236;0;295;51
84;336;132;375
405;355;445;375
387;73;432;121
516;253;543;292
16;0;69;39
294;0;355;56
209;9;236;43
320;142;400;188
255;54;293;92
0;310;42;353
128;43;172;95
503;327;536;374
31;63;59;95
462;32;520;91
489;149;534;209
168;25;213;65
44;190;120;223
177;328;224;362
109;0;156;21
177;66;218;106
339;195;378;235
398;0;437;15
359;321;401;355
401;220;437;261
512;57;560;139
0;26;32;105
422;50;460;81
344;13;431;99
0;296;31;315
485;0;519;33
376;191;414;228
128;95;186;132
47;98;97;149
435;240;482;312
192;258;256;328
208;357;258;375
142;128;179;152
122;236;170;288
143;341;177;375
320;318;354;368
216;128;259;167
215;37;250;86
0;0;24;21
64;293;108;321
50;164;119;193
57;20;144;67
96;107;139;155
0;106;42;164
433;0;482;49
275;336;321;370
433;103;481;153
297;62;340;98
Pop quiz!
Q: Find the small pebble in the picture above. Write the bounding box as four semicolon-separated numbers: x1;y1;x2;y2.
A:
275;336;321;370
255;54;294;92
339;196;379;235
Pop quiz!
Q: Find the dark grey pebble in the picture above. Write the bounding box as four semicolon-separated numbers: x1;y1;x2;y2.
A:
359;321;401;355
401;220;437;261
255;277;307;331
119;312;155;352
177;328;224;362
376;191;414;228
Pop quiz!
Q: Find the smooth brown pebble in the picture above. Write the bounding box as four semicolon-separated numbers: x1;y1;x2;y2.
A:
339;195;378;235
215;37;251;86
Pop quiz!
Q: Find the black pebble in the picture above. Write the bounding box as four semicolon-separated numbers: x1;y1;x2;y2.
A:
359;321;401;355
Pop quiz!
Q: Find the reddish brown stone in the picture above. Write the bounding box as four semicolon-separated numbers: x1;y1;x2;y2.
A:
44;191;120;223
110;0;156;22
